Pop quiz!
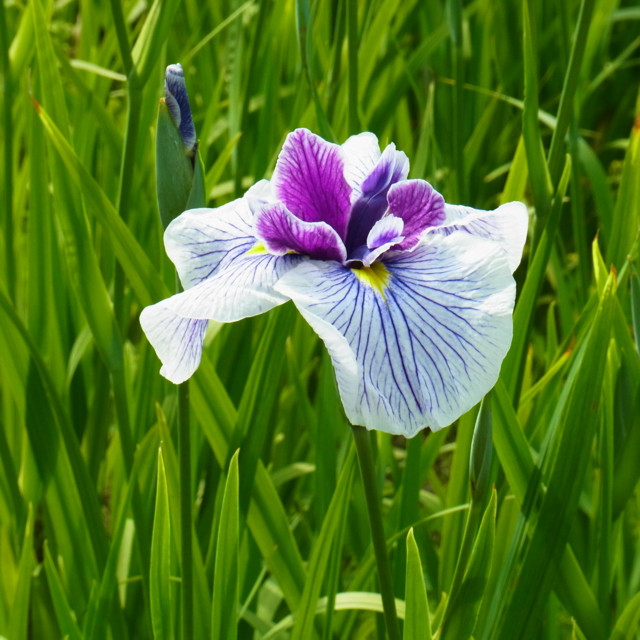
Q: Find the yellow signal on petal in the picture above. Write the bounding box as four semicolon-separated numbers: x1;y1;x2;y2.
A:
246;243;268;255
352;261;391;298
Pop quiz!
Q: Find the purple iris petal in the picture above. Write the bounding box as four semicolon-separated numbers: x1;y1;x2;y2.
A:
164;63;196;153
344;143;409;252
387;179;445;250
272;129;352;239
343;215;405;267
255;203;347;262
367;215;405;249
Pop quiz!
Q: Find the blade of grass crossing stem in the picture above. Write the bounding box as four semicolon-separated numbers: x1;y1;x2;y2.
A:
482;272;616;639
404;529;431;640
291;448;355;640
7;505;34;640
440;491;496;640
606;109;640;270
43;543;83;640
150;448;172;640
211;450;240;640
501;155;572;402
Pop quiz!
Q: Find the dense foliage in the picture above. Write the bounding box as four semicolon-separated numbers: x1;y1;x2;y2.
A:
0;0;639;638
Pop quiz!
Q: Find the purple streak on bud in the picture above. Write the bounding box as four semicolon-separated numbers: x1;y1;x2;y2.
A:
164;63;197;153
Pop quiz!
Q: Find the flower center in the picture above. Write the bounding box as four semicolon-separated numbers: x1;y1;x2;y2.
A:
352;261;391;297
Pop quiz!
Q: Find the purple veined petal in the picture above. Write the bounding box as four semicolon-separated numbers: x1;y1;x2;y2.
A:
140;304;208;384
164;197;258;289
342;215;404;267
164;63;196;153
428;201;528;273
341;132;383;200
272;128;352;238
344;143;410;252
367;215;405;249
275;232;515;437
255;203;347;262
387;179;446;251
155;251;302;322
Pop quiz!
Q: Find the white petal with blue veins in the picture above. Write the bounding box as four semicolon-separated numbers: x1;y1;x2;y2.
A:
139;305;208;384
275;232;515;436
431;201;528;273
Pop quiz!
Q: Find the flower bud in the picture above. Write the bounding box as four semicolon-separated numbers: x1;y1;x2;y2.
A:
164;63;196;154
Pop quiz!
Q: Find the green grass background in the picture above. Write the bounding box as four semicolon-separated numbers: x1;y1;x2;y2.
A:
1;0;640;638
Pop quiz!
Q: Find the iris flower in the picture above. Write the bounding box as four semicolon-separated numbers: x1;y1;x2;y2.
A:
141;128;527;437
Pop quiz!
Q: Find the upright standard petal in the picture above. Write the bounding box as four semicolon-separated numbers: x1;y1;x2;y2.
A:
255;203;347;262
344;143;410;252
387;179;445;250
275;232;515;437
431;201;528;272
341;132;383;200
272;128;352;238
140;305;208;384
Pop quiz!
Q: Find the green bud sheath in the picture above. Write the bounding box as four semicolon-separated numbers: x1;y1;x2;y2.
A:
155;99;205;229
469;394;493;504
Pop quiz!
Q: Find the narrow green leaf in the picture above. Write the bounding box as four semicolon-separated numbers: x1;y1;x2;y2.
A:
43;544;83;640
502;154;572;401
7;505;34;640
483;272;616;639
546;0;596;184
36;104;166;308
32;0;123;372
607;111;640;270
404;529;431;640
441;491;496;640
291;449;356;640
211;450;240;640
610;591;640;640
131;0;181;84
150;448;172;640
522;0;552;220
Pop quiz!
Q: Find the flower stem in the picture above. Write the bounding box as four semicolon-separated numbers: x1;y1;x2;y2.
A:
351;425;401;640
178;379;193;640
